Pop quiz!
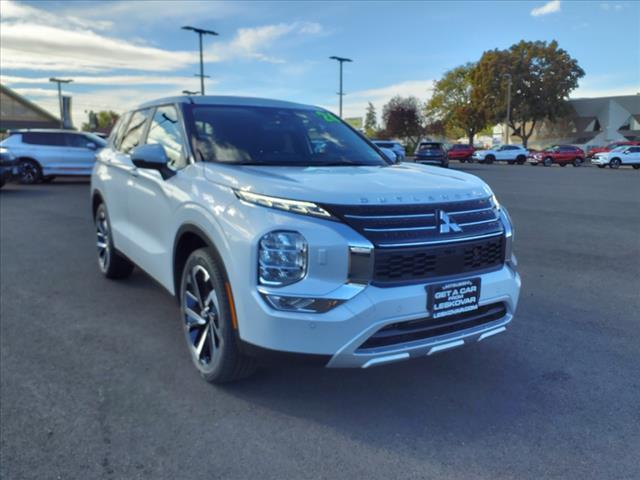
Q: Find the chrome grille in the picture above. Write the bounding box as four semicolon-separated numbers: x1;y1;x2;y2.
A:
324;198;503;247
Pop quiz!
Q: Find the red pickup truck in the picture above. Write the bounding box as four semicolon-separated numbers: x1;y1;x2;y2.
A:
446;144;475;162
529;145;586;167
587;141;640;158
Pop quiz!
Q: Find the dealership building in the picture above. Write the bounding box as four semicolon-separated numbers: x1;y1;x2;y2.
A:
0;84;59;134
503;94;640;149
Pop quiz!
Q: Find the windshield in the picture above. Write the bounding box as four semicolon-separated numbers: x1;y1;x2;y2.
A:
610;146;627;152
185;105;388;166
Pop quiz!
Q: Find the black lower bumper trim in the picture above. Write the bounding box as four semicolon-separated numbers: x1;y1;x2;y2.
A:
238;340;331;367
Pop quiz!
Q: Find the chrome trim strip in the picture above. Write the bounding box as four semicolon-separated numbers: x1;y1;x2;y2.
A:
362;353;410;368
364;225;436;232
345;213;436;220
457;218;499;227
377;231;503;248
257;282;366;302
448;207;494;215
427;339;465;355
477;326;506;342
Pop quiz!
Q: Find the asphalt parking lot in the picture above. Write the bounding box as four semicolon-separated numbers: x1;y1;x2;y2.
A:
1;164;639;480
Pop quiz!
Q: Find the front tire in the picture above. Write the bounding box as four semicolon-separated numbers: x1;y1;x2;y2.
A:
543;157;553;167
180;248;257;383
516;155;526;165
573;157;583;167
485;155;495;164
633;165;640;170
609;158;621;169
95;204;134;279
597;165;606;169
18;159;42;184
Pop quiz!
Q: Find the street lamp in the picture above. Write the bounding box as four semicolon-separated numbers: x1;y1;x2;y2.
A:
182;90;200;95
182;26;219;96
503;73;512;144
49;77;73;128
329;56;352;118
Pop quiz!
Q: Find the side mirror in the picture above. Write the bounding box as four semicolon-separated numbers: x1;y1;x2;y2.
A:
130;144;175;179
86;142;97;151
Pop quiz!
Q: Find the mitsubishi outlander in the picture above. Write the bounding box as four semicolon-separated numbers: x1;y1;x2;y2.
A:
90;96;521;383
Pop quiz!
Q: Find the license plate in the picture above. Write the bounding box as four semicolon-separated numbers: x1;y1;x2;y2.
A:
427;278;481;319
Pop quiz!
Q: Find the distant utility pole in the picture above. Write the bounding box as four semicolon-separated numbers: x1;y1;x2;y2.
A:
503;73;512;144
329;56;352;118
182;26;218;95
182;90;200;95
49;77;73;128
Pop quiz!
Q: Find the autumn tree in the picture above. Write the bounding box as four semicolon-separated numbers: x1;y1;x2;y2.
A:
382;96;424;145
81;110;120;133
364;102;378;137
427;63;488;146
471;40;584;147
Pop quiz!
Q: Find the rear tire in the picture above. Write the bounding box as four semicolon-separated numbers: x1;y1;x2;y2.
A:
633;165;640;170
609;158;621;169
507;160;515;165
180;248;257;383
543;157;553;167
485;155;495;164
18;159;42;184
95;204;134;279
516;155;526;165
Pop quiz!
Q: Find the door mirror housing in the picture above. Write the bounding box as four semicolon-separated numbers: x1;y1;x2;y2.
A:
130;144;175;179
86;142;97;151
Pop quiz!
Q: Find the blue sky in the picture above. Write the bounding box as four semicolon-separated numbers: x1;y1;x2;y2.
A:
1;0;638;125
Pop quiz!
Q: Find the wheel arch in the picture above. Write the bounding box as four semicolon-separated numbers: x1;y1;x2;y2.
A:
172;223;230;303
91;189;104;219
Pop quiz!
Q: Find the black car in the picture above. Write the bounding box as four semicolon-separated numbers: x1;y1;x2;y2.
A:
414;141;448;168
0;146;18;188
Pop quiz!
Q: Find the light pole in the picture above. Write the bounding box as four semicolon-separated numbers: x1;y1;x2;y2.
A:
182;26;218;96
182;90;200;95
49;77;72;128
329;56;352;118
503;73;512;144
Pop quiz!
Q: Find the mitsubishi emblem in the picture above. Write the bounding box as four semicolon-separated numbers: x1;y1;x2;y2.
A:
438;210;462;234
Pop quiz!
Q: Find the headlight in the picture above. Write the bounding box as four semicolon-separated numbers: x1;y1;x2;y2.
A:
258;231;307;286
236;190;333;219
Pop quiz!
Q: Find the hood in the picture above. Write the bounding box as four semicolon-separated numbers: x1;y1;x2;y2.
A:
203;162;491;205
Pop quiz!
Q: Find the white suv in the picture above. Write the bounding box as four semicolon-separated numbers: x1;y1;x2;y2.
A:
472;145;528;164
91;96;521;383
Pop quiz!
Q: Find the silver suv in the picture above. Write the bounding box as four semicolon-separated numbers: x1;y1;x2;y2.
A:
0;129;107;184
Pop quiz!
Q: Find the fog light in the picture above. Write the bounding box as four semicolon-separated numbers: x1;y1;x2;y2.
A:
258;231;307;286
262;294;342;313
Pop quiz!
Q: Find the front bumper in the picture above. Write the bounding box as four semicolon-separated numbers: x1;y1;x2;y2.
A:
0;162;18;181
591;157;607;165
242;263;520;368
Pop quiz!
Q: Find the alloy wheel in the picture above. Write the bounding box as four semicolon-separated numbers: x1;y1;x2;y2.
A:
183;265;222;369
96;208;110;272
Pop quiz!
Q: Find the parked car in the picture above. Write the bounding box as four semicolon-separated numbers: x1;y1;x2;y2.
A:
587;141;640;159
529;145;586;167
472;145;528;164
0;146;18;188
372;140;405;161
446;143;475;162
591;145;640;169
378;147;398;162
91;96;520;383
0;129;107;184
414;141;448;167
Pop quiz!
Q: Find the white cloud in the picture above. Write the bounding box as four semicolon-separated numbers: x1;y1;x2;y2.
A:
1;74;209;87
323;80;436;120
570;84;639;99
530;0;561;16
208;22;325;64
600;2;624;11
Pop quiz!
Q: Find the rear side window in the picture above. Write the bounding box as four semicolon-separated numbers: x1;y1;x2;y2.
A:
65;133;91;148
22;132;65;146
146;105;187;170
119;109;151;154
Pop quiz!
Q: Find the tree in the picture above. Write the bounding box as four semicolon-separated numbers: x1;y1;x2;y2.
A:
426;63;488;146
364;102;378;137
81;110;120;133
471;40;584;147
382;96;424;145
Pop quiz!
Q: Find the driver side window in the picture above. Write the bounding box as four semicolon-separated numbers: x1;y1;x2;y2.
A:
146;105;188;170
